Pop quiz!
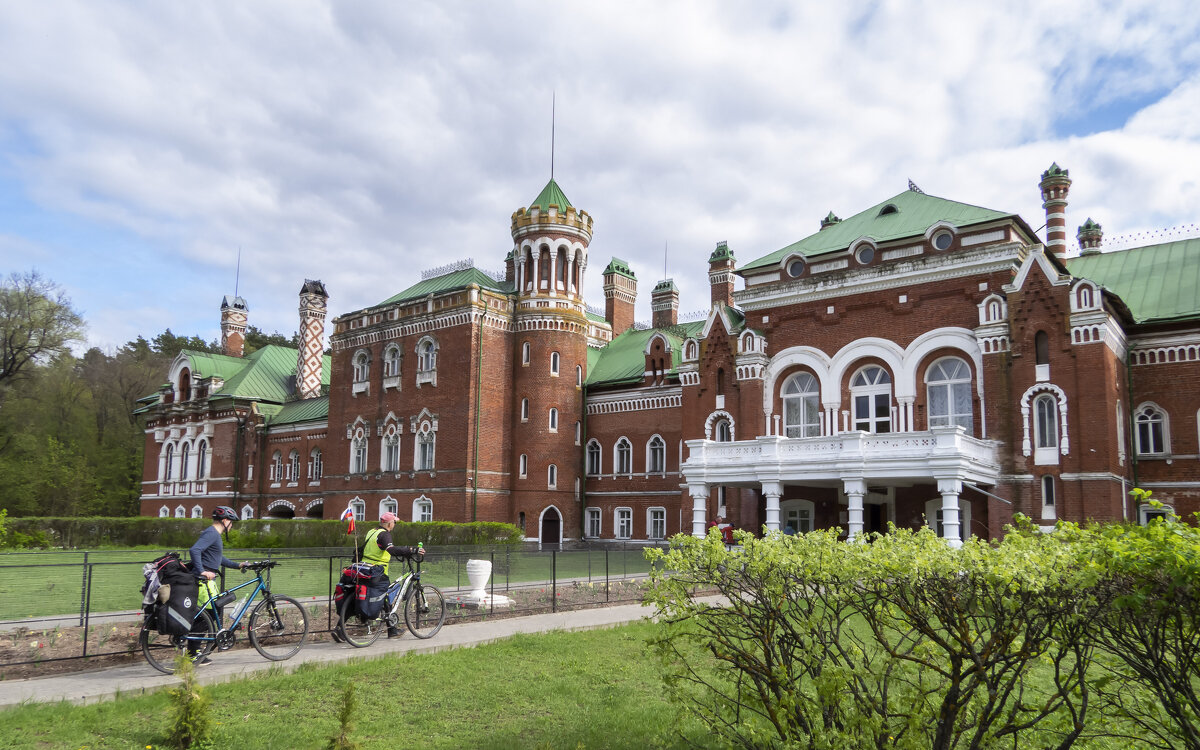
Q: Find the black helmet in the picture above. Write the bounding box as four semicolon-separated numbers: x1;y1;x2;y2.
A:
213;506;239;522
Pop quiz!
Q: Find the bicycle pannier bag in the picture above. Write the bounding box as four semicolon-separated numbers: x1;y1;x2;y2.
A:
355;566;389;619
147;552;198;636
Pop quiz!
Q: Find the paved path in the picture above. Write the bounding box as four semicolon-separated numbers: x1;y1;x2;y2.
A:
0;599;694;709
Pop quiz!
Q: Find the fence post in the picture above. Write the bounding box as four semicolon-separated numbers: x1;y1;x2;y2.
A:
82;563;94;658
328;555;335;634
489;550;495;616
78;552;89;627
605;549;610;603
551;549;557;613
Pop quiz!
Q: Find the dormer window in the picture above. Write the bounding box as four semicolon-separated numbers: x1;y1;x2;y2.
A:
787;258;806;278
932;230;954;251
878;204;899;216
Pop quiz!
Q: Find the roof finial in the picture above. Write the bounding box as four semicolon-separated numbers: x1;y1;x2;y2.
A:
663;240;668;281
907;179;924;194
234;246;242;297
550;92;556;181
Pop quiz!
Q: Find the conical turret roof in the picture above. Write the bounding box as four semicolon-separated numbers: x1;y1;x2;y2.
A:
531;178;572;210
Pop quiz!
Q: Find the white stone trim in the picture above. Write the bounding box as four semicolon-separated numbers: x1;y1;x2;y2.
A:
586;387;682;415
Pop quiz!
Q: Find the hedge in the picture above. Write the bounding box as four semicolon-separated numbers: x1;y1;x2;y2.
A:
2;517;524;550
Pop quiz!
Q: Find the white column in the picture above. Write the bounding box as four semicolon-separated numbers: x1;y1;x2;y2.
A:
567;247;578;295
690;483;710;538
516;253;525;296
844;478;865;542
531;247;542;294
762;481;782;533
938;478;963;548
549;248;558;295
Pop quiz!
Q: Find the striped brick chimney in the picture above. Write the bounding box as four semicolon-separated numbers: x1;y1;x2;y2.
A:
1077;218;1103;255
296;280;328;400
1039;163;1072;259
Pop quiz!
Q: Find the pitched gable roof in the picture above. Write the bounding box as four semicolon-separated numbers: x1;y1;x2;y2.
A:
586;321;705;388
377;267;514;307
1068;237;1200;324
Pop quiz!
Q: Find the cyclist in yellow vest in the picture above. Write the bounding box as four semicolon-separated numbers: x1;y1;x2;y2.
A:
358;511;423;637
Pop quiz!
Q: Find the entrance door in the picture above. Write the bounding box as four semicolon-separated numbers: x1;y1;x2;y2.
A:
540;507;562;546
865;503;885;535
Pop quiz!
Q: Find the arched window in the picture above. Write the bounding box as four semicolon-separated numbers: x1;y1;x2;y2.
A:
548;408;558;431
413;496;432;523
416;337;438;386
196;440;208;479
576;365;583;386
352;351;370;382
350;431;367;474
548;464;558;489
163;443;175;481
1034;394;1059;450
715;419;733;442
382;428;400;472
179;442;191;481
851;365;892;433
191;505;203;519
379;496;398;519
175;505;186;518
521;398;529;421
1135;404;1167;455
615;438;632;475
782;372;821;438
350;498;365;521
550;352;560;375
159;505;170;518
241;505;254;520
309;448;322;481
287;449;300;482
522;341;531;365
383;345;402;378
271;450;283;481
647;436;666;474
1035;331;1050;365
586;440;601;475
926;357;973;431
575;421;581;446
519;453;528;477
178;369;191;402
416;427;435;471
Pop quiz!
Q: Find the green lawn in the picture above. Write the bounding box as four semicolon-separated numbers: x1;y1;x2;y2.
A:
0;546;660;620
0;622;711;750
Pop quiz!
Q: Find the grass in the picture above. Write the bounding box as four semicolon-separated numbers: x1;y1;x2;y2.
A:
0;622;711;749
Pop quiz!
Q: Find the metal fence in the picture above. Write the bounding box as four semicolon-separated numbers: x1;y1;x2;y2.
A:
0;543;666;670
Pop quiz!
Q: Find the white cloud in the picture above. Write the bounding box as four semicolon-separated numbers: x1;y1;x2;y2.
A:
0;0;1197;345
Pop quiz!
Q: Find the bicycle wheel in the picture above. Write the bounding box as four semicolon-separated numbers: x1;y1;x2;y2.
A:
337;594;384;648
140;609;217;675
248;594;309;661
404;584;446;639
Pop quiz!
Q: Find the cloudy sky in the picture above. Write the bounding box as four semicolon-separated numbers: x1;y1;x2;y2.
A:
1;1;1198;351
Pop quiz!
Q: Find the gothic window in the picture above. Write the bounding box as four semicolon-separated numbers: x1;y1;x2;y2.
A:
647;436;666;474
196;440;208;479
163;443;175;481
180;442;191;481
615;438;632;475
350;498;365;522
548;464;558;489
586;508;601;538
241;505;254;520
519;453;528;478
782;372;821;438
549;408;558;431
288;449;300;482
309;448;322;480
1034;395;1059;450
352;351;370;382
926;357;973;431
714;418;733;442
383;428;400;472
350;430;368;474
175;505;186;518
191;505;203;519
522;341;531;365
159;506;170;518
586;440;601;476
1135;404;1168;455
379;497;398;519
383;345;402;378
413;497;432;523
416;427;435;471
521;398;529;422
648;508;666;540
616;508;633;539
271;450;283;481
550;351;560;376
851;365;892;433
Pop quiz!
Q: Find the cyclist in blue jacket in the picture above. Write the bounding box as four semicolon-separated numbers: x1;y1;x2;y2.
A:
188;506;248;659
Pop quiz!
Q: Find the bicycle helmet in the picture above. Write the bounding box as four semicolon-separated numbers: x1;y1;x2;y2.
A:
213;506;239;522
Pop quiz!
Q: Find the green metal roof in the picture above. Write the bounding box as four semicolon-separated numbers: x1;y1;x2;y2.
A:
708;241;735;263
216;345;332;402
603;257;636;280
1067;237;1200;324
741;189;1015;272
652;279;679;293
586;321;705;388
267;396;330;425
184;351;253;381
378;267;514;307
531;178;571;210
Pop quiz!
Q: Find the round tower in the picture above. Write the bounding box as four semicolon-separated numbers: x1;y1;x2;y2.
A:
1039;163;1072;259
220;295;248;357
1077;218;1103;255
508;179;593;543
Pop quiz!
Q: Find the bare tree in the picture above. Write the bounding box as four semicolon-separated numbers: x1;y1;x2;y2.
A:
0;271;85;395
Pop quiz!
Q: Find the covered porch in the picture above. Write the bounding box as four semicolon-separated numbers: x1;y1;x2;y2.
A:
681;426;1002;547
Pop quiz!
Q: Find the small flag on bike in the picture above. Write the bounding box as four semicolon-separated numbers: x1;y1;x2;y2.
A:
340;506;356;534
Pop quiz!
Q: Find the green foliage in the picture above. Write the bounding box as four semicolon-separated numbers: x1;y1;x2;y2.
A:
0;270;85;393
3;516;523;549
167;654;213;749
326;682;361;750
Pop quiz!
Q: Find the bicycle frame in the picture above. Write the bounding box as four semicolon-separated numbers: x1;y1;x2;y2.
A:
189;567;270;648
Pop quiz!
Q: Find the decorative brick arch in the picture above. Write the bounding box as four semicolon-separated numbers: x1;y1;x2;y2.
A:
704;410;736;441
1019;383;1070;456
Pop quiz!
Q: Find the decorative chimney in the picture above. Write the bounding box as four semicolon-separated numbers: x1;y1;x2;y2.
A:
220;295;248;358
708;241;736;309
296;280;328;400
1077;218;1103;255
1039;163;1072;259
651;279;679;329
602;257;637;335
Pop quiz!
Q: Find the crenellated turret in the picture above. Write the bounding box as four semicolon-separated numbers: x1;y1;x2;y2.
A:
510;179;592;302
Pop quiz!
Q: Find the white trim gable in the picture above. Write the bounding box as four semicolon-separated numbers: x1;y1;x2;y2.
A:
1003;244;1069;293
701;305;740;339
644;332;673;355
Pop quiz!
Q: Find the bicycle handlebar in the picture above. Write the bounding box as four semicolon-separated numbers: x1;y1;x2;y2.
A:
241;560;278;573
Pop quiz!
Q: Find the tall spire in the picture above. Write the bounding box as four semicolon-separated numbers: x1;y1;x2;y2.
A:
550;92;556;181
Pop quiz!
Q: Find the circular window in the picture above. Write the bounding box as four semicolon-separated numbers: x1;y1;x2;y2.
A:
933;231;953;251
856;246;875;264
787;259;806;278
